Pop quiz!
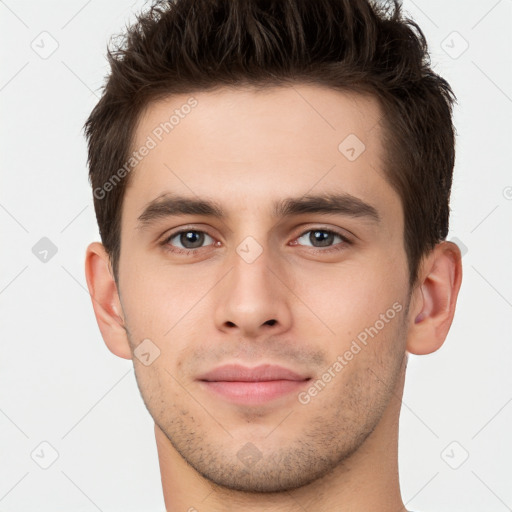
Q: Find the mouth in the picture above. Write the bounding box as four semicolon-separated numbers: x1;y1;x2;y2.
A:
196;364;311;405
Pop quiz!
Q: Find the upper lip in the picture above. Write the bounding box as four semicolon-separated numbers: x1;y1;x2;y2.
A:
197;364;310;382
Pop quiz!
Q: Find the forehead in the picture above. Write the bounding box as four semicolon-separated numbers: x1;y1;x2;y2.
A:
131;84;383;160
123;84;401;231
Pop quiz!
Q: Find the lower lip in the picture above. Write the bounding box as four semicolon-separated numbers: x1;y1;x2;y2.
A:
199;379;310;405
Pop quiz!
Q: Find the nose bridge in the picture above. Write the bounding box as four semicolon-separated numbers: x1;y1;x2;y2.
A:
232;237;275;295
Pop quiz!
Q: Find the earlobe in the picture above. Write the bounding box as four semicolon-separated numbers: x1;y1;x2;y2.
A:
84;242;133;360
406;241;463;355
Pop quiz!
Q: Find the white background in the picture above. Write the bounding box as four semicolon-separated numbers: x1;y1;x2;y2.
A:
1;0;511;511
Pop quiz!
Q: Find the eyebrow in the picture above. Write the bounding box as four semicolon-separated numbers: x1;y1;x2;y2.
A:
136;192;381;229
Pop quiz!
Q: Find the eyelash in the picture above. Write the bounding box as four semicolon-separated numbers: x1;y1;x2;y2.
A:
159;227;352;256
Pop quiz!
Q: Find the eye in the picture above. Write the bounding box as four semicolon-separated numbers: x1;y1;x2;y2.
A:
292;228;351;253
161;229;216;255
160;226;351;256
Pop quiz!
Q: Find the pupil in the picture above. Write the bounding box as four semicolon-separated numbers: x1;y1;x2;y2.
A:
182;231;203;248
312;230;332;247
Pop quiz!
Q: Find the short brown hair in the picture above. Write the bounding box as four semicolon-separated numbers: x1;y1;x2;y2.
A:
84;0;456;288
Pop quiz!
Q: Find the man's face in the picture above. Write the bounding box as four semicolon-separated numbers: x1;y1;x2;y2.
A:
117;84;412;492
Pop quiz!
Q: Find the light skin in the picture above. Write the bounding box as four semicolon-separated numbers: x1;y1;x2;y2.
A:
85;84;462;511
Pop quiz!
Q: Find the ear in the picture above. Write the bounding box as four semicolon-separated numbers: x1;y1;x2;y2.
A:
84;242;132;360
406;241;463;355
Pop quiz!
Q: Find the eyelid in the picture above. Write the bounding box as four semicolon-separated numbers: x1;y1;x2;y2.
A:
292;223;354;243
161;223;353;241
160;224;216;241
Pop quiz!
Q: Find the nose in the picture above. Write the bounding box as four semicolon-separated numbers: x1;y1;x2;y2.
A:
213;245;292;339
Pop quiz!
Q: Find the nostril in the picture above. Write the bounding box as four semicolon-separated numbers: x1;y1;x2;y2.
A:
265;319;277;326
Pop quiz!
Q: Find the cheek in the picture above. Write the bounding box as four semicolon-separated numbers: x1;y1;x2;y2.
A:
293;261;405;330
119;273;175;341
290;259;409;380
120;266;213;358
